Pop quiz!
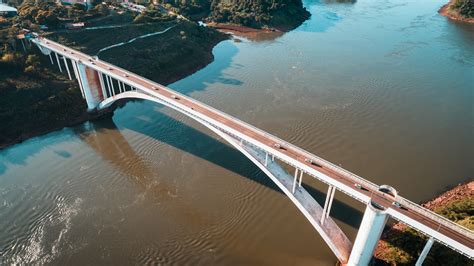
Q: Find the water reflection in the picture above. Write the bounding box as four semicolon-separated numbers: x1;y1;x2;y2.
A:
0;131;73;175
170;41;243;94
111;102;363;226
76;120;153;185
298;0;352;33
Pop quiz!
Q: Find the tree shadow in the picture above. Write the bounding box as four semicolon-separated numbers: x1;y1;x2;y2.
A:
169;40;243;94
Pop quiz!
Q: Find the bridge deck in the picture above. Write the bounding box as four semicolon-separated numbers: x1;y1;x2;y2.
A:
33;37;474;258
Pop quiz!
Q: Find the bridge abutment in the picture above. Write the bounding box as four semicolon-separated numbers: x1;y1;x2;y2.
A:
347;200;388;265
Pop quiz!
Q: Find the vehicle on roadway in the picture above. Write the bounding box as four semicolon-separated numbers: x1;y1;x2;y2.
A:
392;201;408;211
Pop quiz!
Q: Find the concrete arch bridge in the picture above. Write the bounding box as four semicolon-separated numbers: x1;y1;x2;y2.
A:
31;36;473;265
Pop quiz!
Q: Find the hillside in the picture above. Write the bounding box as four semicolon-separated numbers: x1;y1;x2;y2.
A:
157;0;311;30
440;0;474;23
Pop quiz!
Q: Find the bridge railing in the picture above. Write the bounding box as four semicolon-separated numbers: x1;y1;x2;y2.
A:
144;67;474;242
190;92;474;241
396;196;474;239
170;90;381;193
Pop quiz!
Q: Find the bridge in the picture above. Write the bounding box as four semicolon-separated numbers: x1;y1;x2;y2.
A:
31;36;473;265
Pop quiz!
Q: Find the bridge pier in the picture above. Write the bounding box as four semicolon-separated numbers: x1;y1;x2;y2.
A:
292;168;299;193
62;56;72;80
415;237;434;266
75;62;106;111
347;200;388;265
54;53;62;72
49;53;54;65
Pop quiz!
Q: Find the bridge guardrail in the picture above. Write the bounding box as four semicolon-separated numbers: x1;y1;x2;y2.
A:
176;93;381;192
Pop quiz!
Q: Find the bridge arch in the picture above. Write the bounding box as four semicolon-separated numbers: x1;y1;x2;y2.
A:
98;91;353;262
30;36;474;263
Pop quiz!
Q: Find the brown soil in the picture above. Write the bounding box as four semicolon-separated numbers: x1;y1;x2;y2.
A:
374;181;474;265
421;181;474;209
439;0;474;23
207;22;280;33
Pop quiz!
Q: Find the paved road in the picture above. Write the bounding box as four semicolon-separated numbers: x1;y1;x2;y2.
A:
35;37;474;256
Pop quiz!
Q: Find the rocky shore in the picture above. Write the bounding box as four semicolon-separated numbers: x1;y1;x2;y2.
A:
374;181;473;265
439;0;474;23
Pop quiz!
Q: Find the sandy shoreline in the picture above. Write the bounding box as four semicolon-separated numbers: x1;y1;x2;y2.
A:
439;0;474;23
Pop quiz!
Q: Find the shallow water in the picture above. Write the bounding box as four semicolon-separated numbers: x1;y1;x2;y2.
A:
1;0;473;264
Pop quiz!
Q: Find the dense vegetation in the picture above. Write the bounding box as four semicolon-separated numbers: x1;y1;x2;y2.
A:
0;48;91;147
133;5;176;24
375;193;473;265
156;0;310;30
209;0;310;30
0;0;308;147
49;20;227;84
16;1;110;26
452;0;474;18
0;14;226;147
9;0;310;30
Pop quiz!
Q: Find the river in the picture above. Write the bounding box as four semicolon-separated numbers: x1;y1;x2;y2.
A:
1;0;473;264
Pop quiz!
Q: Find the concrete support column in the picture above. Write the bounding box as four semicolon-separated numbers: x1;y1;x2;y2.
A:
76;62;105;111
62;56;72;80
298;170;303;187
54;53;62;72
109;76;116;95
348;201;388;265
292;168;299;193
105;75;112;97
98;73;107;99
49;53;54;65
321;185;335;225
119;81;124;93
71;60;85;99
415;237;435;266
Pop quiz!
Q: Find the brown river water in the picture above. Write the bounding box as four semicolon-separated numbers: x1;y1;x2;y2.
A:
1;0;473;264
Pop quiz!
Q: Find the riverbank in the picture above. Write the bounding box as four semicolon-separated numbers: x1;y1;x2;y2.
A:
374;181;473;265
439;0;474;23
0;21;228;149
207;22;280;33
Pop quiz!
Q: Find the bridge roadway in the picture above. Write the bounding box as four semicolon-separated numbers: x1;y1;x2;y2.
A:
34;37;473;259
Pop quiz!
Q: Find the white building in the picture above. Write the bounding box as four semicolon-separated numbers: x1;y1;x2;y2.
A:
0;3;17;17
59;0;93;9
